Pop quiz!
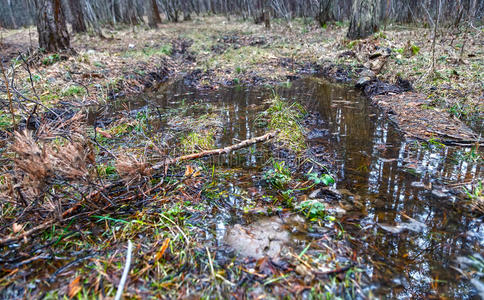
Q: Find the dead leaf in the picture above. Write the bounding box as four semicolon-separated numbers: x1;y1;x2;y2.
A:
67;276;82;299
154;238;170;261
96;128;112;139
184;165;200;177
12;223;23;233
185;165;194;177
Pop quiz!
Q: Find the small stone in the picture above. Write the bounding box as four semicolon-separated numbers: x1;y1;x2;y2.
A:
359;68;376;78
431;190;448;198
309;189;321;199
295;264;311;276
356;76;373;88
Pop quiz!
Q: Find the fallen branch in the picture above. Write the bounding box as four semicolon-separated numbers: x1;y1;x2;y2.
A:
151;131;278;171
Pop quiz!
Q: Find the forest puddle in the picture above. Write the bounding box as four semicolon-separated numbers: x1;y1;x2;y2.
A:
95;77;483;298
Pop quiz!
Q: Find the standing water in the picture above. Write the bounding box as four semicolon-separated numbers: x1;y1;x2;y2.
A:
112;77;483;298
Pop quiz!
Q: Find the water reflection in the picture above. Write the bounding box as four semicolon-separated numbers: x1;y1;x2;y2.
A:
275;78;482;298
113;77;482;298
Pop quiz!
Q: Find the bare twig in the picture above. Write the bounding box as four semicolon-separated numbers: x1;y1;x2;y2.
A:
115;240;133;300
19;53;42;103
206;247;215;279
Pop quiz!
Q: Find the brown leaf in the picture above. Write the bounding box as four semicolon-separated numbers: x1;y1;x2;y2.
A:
154;238;171;262
96;128;112;139
67;276;82;299
185;165;200;177
185;165;194;177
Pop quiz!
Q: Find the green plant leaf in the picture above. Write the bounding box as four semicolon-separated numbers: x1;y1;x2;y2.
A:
321;174;335;185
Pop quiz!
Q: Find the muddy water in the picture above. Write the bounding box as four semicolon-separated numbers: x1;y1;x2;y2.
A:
117;77;482;298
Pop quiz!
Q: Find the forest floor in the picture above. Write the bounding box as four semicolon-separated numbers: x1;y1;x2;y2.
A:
1;16;482;133
0;16;483;299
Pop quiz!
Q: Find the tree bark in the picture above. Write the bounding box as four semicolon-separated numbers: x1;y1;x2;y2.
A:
347;0;381;39
6;0;18;29
317;0;335;27
34;0;71;52
68;0;87;33
148;0;163;27
263;0;271;29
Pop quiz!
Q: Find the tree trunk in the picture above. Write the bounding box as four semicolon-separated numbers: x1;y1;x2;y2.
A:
68;0;87;33
148;0;162;27
347;0;381;39
317;0;335;27
7;0;18;29
34;0;71;52
263;0;271;29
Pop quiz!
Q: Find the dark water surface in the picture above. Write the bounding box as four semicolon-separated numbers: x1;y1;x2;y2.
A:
108;77;483;298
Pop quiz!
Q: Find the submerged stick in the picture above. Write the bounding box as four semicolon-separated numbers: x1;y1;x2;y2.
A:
151;131;278;171
115;240;133;300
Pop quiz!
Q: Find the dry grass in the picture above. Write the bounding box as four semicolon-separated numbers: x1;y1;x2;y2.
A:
9;115;94;202
115;153;151;186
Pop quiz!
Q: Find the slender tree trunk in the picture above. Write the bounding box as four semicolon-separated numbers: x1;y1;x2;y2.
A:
7;0;18;29
431;0;442;73
347;0;381;39
470;0;477;19
123;0;138;25
264;0;271;29
34;0;71;52
317;0;335;27
148;0;162;27
68;0;87;33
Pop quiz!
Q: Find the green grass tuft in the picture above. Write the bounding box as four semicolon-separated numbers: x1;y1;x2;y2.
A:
180;130;216;154
264;95;307;152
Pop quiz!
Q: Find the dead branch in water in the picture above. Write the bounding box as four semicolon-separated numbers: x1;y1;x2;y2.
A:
150;131;278;172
